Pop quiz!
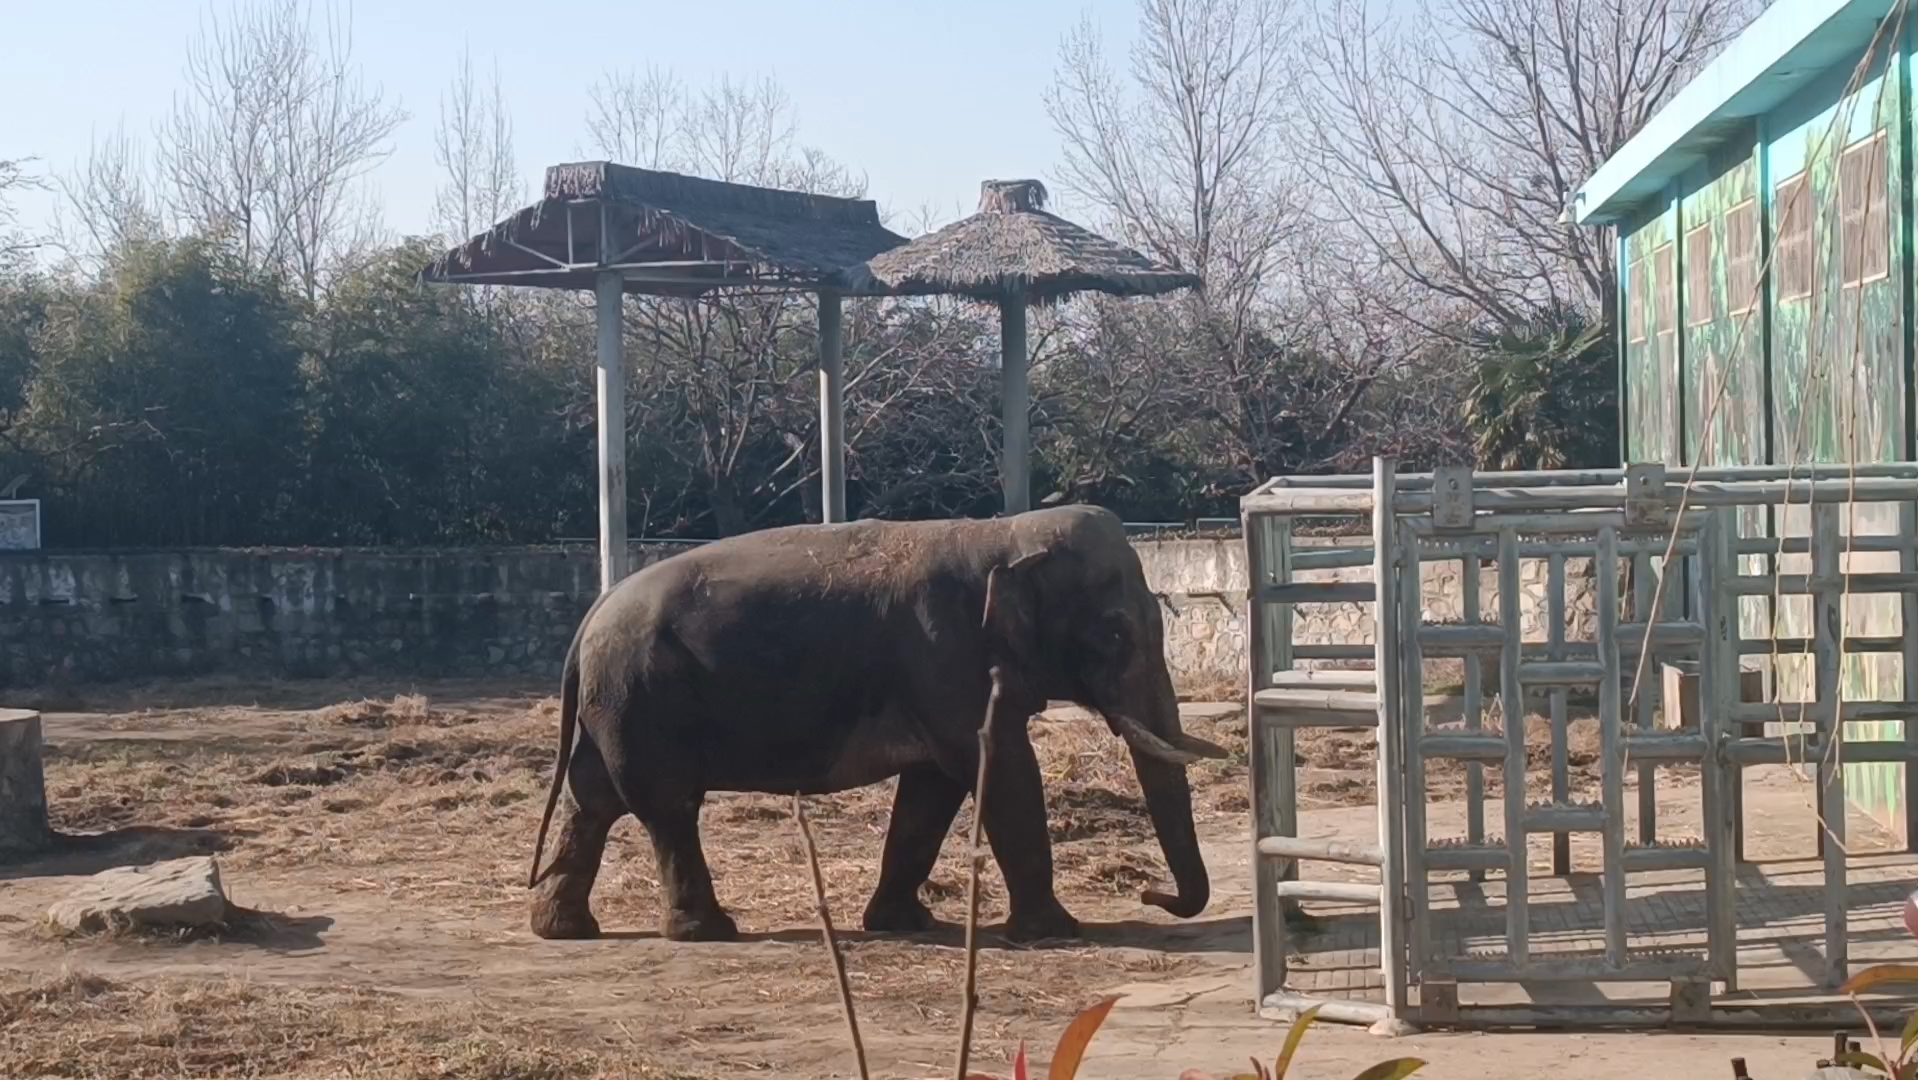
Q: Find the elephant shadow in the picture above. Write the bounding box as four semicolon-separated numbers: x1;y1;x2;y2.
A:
602;914;1253;955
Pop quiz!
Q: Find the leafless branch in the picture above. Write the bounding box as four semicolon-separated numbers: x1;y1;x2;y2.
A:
793;795;871;1080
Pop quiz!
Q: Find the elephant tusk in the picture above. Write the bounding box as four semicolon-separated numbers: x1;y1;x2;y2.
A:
1173;731;1230;760
1109;714;1204;767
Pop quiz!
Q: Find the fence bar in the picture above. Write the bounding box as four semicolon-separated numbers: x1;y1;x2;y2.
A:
1812;503;1846;989
1402;518;1433;982
1497;528;1527;967
1245;510;1287;1004
1632;549;1659;844
1548;552;1571;875
1312;538;1701;561
1596;526;1627;967
1724;738;1918;764
1703;509;1738;988
1257;461;1918;493
1406;510;1709;536
1256;836;1384;865
1736;533;1907;556
1902;500;1918;853
1372;458;1409;1020
1462;542;1486;877
1725;571;1918;595
1383;477;1918;513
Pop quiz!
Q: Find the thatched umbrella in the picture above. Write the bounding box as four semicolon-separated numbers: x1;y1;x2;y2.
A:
837;179;1200;513
422;161;905;590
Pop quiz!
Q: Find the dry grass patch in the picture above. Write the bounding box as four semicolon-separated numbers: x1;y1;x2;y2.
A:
0;969;698;1079
40;692;1254;934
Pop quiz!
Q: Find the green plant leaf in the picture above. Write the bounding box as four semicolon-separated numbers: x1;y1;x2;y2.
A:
1900;1008;1918;1055
1046;995;1119;1080
1838;1051;1890;1075
1348;1058;1428;1080
1273;1005;1322;1079
1843;965;1918;996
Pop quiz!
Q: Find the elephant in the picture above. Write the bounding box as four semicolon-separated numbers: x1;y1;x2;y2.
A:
525;504;1228;943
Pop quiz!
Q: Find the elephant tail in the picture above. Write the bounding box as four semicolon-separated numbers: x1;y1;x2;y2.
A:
528;638;581;889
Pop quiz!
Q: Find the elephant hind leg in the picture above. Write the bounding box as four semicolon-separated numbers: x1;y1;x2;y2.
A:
864;765;968;933
632;791;737;943
530;733;624;940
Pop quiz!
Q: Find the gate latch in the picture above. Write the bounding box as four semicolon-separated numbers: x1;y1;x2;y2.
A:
1433;465;1474;532
1624;462;1669;530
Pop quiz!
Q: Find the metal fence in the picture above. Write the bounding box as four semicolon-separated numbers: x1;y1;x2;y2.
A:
1243;460;1918;1030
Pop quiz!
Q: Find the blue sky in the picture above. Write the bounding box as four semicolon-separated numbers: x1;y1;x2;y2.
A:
6;0;1145;240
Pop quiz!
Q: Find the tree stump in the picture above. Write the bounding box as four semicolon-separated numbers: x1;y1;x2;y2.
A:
0;710;52;859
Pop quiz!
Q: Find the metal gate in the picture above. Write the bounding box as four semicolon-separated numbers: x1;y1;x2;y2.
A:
1243;459;1918;1029
1389;463;1729;1016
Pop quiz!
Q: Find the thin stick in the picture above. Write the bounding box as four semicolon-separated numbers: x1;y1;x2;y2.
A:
794;794;871;1080
954;664;1005;1080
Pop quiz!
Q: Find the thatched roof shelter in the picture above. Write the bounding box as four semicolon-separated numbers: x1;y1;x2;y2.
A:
423;161;906;296
422;162;909;590
836;179;1199;303
836;180;1200;512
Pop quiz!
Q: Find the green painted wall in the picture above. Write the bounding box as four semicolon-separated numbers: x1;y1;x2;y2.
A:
1615;28;1914;841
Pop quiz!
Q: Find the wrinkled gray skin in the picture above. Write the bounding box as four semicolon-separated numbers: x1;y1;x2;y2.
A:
525;505;1226;943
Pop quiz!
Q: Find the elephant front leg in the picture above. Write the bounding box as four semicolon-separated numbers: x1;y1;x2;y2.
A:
530;737;624;940
864;765;969;933
978;732;1078;942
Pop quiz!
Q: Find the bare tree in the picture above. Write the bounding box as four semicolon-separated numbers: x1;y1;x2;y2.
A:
158;0;404;297
1308;0;1754;330
433;47;520;243
0;157;46;266
1046;0;1300;324
1038;0;1457;490
585;67;865;196
585;65;685;170
55;124;163;265
576;70;929;533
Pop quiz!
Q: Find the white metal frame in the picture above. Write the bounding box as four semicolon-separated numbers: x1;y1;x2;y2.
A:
1243;459;1918;1029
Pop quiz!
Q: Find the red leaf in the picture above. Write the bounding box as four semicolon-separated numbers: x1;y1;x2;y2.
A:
1048;995;1121;1080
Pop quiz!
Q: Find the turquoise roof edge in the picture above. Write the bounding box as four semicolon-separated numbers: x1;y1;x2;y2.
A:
1571;0;1898;226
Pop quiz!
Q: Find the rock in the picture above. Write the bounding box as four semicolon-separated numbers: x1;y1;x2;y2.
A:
46;856;230;935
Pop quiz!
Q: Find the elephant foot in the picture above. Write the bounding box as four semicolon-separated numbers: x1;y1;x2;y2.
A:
862;895;939;934
1005;902;1079;943
529;898;600;941
664;907;739;943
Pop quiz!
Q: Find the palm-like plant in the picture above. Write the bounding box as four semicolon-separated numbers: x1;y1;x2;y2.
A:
1463;305;1619;471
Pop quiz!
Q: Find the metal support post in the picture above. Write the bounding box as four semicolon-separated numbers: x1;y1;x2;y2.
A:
1372;458;1409;1019
594;271;629;592
817;290;846;524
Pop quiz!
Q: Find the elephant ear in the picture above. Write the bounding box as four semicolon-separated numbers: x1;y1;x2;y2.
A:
982;549;1049;660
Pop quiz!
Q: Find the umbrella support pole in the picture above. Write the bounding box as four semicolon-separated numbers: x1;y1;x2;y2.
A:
1000;297;1030;515
595;271;629;592
818;290;847;524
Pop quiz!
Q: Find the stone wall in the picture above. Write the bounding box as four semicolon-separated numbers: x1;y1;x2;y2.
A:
0;538;1598;694
0;544;690;688
1140;538;1599;691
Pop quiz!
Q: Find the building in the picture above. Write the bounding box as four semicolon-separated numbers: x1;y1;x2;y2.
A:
1571;0;1912;837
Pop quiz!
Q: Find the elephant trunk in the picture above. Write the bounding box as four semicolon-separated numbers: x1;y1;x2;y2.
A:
1132;751;1210;918
1115;665;1211;919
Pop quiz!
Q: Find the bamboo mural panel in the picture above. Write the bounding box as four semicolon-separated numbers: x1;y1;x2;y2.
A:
1764;55;1908;834
1613;39;1915;835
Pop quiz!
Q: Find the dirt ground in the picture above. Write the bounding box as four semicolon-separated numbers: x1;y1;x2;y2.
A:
0;676;1892;1078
